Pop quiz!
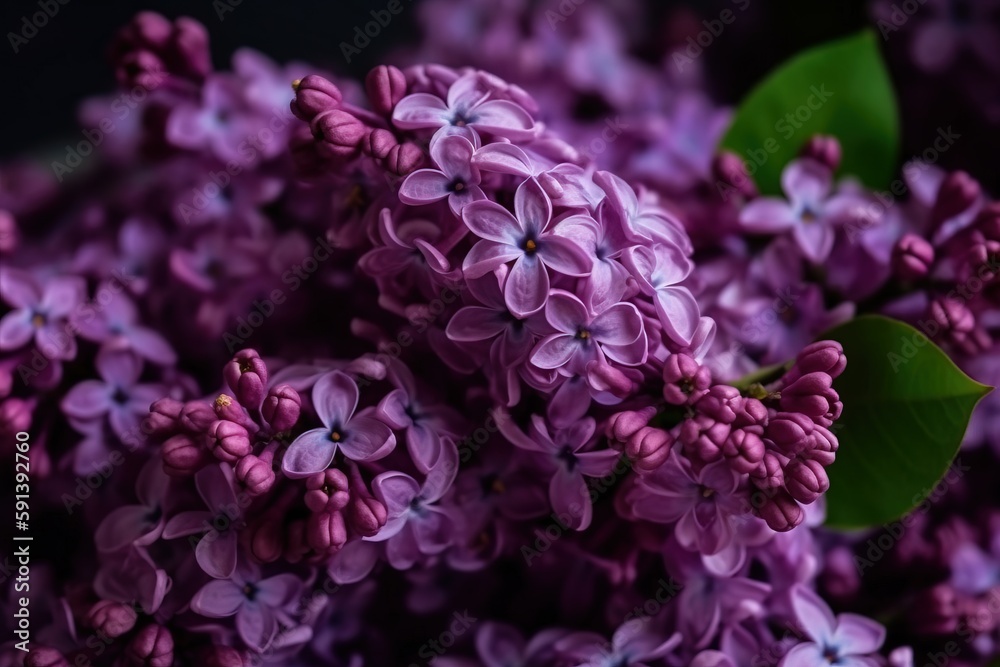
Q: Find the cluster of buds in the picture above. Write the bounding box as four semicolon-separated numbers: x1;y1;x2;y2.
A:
150;349;300;494
109;11;210;90
290;67;424;176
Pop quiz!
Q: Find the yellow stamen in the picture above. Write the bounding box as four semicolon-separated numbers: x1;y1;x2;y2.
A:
491;478;506;494
525;239;537;252
215;394;232;408
331;431;342;442
291;79;302;91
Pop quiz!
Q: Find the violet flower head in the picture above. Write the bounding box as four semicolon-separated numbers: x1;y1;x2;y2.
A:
281;370;396;478
462;177;591;317
0;270;85;360
72;282;176;365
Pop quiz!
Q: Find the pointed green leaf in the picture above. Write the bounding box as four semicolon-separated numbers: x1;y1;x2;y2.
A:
720;30;899;194
822;315;992;529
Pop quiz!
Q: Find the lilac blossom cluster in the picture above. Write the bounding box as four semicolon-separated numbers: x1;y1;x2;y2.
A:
0;4;998;667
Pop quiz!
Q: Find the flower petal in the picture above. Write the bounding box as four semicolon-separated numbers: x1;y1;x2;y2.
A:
504;257;549;318
463;200;523;243
312;370;359;428
392;93;451;129
398;169;453;206
191;579;245;617
339;414;396;462
281;428;339;478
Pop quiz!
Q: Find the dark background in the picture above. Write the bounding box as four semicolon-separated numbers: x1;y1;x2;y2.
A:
0;0;872;157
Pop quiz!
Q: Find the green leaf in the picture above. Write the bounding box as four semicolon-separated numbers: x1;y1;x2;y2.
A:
720;30;899;195
822;315;992;530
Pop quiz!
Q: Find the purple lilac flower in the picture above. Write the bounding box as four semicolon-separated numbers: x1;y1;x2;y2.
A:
781;584;886;667
399;134;487;216
0;269;85;360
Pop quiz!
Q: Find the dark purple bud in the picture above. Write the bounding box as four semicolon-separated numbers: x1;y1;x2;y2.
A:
312;110;366;157
87;600;137;638
304;468;351;513
680;415;730;464
733;397;768;428
751;451;786;489
765;412;815;455
126;624;173;667
784;458;830;504
800;135;841;171
262;383;301;432
711;151;758;200
285;519;310;564
235;454;275;496
807;425;839;465
892;233;935;281
212;394;247;426
198;647;248;667
932;170;980;228
307;510;348;554
384;142;424;175
162;433;210;477
206;420;251;463
171;17;211;81
780;372;837;419
223;349;268;409
928;297;976;347
347;492;387;537
366;65;408;117
756;489;803;532
0;210;17;254
179;401;215;433
661;353;711;405
587;361;635;398
722;429;765;474
695;385;743;423
290;75;343;121
146;397;183;436
249;514;284;563
605;406;657;445
791;340;847;382
25;648;69;667
363;128;397;160
908;584;959;635
625;426;674;472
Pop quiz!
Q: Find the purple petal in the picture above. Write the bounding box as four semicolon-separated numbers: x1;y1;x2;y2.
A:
544;290;589;334
0;311;33;350
470;100;536;139
61;380;111;419
41;276;85;318
431;134;477;181
790;584;837;644
463;200;523;243
339;414;396;462
375;388;411;430
504;257;549;317
162;510;211;538
655;287;700;347
312;370;359;428
514;178;552;232
255;573;303;609
834;614;886;655
783;159;832;206
236;604;277;652
371;471;421;517
127;327;177;365
792;222;834;263
281;428;339;478
0;269;40;308
539;236;592;277
549;466;591;530
392;93;450;130
591;302;643;346
780;643;826;667
472;143;535;177
191;579;244;617
327;540;380;584
739;199;798;233
197;529;238;578
398;169;453;206
94;505;161;552
477;622;526;667
446;306;509;342
97;348;143;388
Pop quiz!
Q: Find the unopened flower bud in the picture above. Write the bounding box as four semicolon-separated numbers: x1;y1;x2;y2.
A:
87;600;138;639
662;353;711;405
722;429;765;474
26;647;70;667
248;514;284;563
605;406;657;445
384;142;424;175
213;393;248;426
751;451;786;490
680;415;730;464
927;297;978;352
197;646;247;667
307;510;348;554
126;624;173;667
235;454;275;495
586;361;635;398
625;426;674;472
733;397;768;428
179;400;215;433
800;135;841;171
146;397;183;436
366;65;407;117
892;233;935;281
290;74;343;121
312;110;366;157
262;384;301;432
0;398;32;438
223;349;268;409
908;584;959;635
206;420;251;463
932;170;980;228
162;433;210;476
766;412;815;455
305;468;351;512
756;489;803;532
711;151;758;201
780;372;837;419
695;385;743;424
346;492;388;537
784;458;830;504
363;128;397;160
789;340;847;383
